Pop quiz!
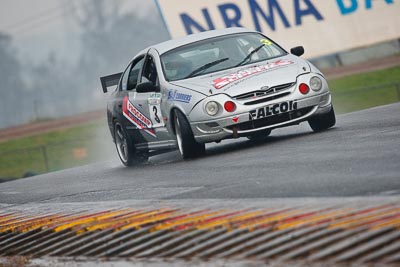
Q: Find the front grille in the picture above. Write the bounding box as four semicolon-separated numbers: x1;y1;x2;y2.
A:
227;106;313;131
233;82;295;104
243;92;291;105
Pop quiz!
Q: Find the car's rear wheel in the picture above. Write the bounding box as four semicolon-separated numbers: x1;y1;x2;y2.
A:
308;106;336;132
174;110;205;159
246;129;271;141
114;121;148;166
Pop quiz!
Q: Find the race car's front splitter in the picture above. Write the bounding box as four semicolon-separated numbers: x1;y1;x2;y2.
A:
191;92;332;143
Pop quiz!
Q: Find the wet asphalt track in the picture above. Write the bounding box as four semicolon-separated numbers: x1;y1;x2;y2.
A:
0;103;399;205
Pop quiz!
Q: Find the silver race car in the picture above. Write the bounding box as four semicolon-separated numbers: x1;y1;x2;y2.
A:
101;27;335;166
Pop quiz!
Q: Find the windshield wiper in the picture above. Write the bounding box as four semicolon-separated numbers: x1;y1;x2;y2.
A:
185;57;229;79
234;44;265;67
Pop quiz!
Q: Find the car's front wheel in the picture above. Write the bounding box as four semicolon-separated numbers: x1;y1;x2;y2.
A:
308;106;336;132
114;121;148;166
174;110;205;159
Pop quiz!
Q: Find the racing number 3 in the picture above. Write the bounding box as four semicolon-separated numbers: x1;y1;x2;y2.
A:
152;106;161;123
150;104;164;128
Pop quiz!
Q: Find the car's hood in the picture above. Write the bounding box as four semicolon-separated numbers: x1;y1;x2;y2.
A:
170;54;310;97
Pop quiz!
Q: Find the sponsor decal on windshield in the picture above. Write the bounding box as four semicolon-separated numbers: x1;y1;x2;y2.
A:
260;39;273;46
213;60;294;89
167;90;192;103
122;96;156;137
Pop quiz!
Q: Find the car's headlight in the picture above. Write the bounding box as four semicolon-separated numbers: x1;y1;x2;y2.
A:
310;76;322;91
205;101;219;116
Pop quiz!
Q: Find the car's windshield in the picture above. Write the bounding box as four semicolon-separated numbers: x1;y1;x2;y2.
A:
161;33;286;81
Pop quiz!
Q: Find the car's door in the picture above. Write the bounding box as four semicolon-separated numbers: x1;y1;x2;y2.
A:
132;50;171;144
118;55;156;146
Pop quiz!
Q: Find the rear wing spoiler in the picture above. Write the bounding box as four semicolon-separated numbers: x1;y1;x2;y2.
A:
100;72;122;93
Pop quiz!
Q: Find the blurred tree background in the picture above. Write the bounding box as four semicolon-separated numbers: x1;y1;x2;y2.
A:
0;33;28;127
0;0;169;129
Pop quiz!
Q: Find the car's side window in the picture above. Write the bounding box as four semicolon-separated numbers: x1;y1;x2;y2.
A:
119;63;132;91
126;57;145;91
141;55;159;87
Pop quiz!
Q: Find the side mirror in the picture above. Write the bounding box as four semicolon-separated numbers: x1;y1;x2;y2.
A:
136;82;158;93
290;46;305;57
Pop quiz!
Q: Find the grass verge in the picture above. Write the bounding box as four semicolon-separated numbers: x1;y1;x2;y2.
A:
329;66;400;113
0;121;111;179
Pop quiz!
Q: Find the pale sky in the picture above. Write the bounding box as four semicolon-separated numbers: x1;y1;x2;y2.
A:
0;0;158;63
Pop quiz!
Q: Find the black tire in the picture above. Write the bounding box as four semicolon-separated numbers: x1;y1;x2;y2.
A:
308;106;336;132
246;129;271;142
174;110;205;159
114;121;148;166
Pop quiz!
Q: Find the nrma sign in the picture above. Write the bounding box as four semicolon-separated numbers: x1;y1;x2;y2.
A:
155;0;399;58
180;0;324;34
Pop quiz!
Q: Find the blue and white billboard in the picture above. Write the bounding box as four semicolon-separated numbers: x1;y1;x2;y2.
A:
155;0;400;58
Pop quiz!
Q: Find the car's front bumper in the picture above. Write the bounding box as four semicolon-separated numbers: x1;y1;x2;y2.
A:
190;92;332;143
